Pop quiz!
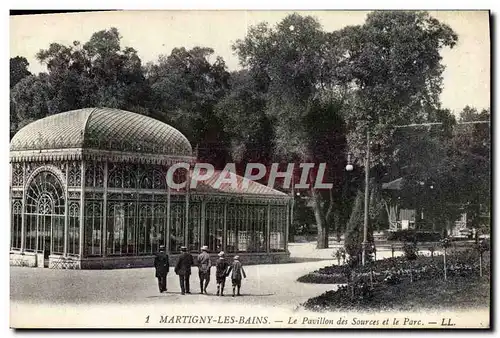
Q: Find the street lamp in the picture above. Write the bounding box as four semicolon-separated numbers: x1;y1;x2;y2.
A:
345;152;354;172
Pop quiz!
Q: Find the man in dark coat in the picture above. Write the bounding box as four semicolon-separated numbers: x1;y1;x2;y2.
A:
174;246;194;295
154;245;169;293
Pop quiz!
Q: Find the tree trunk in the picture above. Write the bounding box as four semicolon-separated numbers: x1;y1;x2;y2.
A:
383;198;399;231
479;252;483;277
311;189;330;249
443;249;447;281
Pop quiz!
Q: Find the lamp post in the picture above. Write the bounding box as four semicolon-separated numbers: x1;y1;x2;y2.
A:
362;131;370;266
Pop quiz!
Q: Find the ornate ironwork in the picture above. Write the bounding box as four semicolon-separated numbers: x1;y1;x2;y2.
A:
108;163;138;189
69;191;81;199
68;162;81;187
85;161;104;187
51;256;79;269
12;163;23;187
25;171;65;215
69;202;80;217
12;200;22;214
11;190;23;198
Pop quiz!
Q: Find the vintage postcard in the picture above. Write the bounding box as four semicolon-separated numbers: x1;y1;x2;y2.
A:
9;10;491;329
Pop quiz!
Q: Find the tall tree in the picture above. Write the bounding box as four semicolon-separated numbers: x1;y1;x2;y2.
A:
10;56;32;88
337;11;458;256
339;11;458;166
214;69;272;171
35;27;149;113
11;28;151;137
10;73;51;138
233;13;351;248
146;47;230;167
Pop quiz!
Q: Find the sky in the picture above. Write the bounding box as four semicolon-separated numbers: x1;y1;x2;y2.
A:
10;10;491;115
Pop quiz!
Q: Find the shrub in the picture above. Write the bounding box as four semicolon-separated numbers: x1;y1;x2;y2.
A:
403;242;418;261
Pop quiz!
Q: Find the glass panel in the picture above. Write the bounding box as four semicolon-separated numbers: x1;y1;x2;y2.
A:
52;216;65;254
152;205;166;253
204;203;223;253
138;204;153;255
25;214;37;252
248;205;266;253
270;205;286;251
238;205;248;252
11;200;22;250
124;202;136;255
107;202;122;255
169;203;185;253
85;201;103;256
106;201;136;256
226;204;237;253
188;203;201;252
68;202;80;255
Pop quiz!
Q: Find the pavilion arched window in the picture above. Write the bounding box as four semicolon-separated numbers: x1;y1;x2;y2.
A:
11;200;22;250
152;205;166;253
68;202;80;255
138;166;166;191
108;164;138;189
169;203;185;253
85;201;103;256
85;161;104;188
24;171;65;255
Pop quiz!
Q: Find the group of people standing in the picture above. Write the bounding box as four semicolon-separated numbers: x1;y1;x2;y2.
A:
154;245;247;297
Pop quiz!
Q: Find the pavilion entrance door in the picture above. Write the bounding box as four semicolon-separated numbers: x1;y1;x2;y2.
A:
36;213;64;267
25;171;66;268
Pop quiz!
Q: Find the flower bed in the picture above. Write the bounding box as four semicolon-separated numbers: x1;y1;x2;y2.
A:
303;274;490;312
297;250;490;284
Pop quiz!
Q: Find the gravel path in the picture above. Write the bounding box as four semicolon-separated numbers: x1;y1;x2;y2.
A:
10;259;336;308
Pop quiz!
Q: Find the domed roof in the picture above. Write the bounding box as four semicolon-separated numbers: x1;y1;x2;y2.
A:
10;108;193;157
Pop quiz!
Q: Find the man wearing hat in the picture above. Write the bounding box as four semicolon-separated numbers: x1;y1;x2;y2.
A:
197;245;212;294
215;251;230;296
175;246;194;295
154;245;169;293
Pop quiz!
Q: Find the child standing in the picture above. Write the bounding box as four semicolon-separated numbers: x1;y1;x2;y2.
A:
215;251;229;296
226;255;246;297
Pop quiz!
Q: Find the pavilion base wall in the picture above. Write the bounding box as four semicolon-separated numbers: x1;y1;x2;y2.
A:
9;251;37;267
78;251;291;270
11;251;291;270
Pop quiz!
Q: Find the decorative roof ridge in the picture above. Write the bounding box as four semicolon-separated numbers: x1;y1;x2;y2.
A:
82;107;101;141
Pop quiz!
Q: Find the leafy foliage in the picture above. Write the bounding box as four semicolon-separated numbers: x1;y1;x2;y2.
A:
10;28;150;138
10;56;32;88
